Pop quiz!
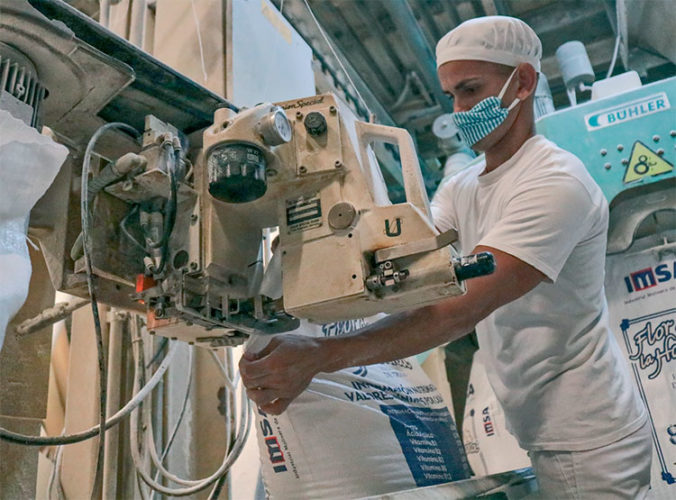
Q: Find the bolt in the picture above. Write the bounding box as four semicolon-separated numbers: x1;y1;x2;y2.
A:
604;162;611;170
299;165;307;175
329;105;337;114
189;262;199;271
296;111;303;120
334;160;343;168
653;135;661;142
600;149;607;156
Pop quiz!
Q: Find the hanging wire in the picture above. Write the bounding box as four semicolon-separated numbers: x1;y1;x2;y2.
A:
80;122;141;499
128;333;252;496
0;341;179;446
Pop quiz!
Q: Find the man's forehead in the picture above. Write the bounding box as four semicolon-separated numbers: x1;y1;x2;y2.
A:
438;61;512;87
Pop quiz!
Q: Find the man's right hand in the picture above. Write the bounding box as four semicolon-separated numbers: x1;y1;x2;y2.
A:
239;334;326;415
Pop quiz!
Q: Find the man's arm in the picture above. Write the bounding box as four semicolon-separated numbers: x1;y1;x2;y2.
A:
240;245;546;414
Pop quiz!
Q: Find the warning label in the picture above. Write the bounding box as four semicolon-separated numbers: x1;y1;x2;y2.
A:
623;141;673;183
286;193;322;233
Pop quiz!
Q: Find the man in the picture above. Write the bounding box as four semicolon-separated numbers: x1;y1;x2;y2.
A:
240;16;651;498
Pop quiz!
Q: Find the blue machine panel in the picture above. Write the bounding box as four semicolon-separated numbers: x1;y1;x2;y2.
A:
536;77;675;204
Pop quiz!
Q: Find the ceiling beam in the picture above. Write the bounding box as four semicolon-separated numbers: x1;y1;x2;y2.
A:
381;0;453;113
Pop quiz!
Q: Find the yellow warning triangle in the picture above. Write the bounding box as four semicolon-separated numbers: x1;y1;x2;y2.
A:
623;141;673;183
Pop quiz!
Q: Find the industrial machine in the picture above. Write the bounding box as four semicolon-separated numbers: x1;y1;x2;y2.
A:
79;93;494;347
0;1;495;350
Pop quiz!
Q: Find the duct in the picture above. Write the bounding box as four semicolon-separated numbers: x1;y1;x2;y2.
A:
624;0;676;65
381;0;453;114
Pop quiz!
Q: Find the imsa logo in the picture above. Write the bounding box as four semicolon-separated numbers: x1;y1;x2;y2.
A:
624;262;676;293
258;408;288;473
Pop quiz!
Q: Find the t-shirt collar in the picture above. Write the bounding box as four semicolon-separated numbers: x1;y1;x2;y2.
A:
478;135;544;186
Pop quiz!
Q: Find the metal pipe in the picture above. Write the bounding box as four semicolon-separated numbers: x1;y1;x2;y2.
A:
99;0;111;29
382;0;453;113
128;0;147;48
102;309;126;500
15;298;90;336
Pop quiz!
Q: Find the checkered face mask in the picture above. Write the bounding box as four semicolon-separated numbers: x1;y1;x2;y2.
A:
451;68;520;147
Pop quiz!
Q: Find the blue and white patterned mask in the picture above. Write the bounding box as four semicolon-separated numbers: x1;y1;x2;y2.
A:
451;68;520;147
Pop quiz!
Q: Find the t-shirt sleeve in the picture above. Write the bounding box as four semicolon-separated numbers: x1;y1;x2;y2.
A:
478;175;601;282
430;180;458;232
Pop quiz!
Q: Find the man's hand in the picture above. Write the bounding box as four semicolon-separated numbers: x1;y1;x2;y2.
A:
239;334;325;415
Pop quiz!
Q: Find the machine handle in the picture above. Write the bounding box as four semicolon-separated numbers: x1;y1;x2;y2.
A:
453;252;496;282
355;121;431;219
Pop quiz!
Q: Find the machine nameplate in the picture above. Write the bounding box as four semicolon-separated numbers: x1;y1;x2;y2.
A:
584;92;670;131
623;141;674;184
286;193;322;233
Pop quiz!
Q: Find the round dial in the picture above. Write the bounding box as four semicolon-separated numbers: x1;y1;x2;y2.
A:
273;109;292;143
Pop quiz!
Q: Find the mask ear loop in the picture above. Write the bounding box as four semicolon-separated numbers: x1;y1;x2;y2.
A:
498;67;521;111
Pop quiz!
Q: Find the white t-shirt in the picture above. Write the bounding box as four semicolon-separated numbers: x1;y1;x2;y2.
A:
431;135;646;451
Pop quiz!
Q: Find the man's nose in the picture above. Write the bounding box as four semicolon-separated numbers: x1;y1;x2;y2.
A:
453;99;471;113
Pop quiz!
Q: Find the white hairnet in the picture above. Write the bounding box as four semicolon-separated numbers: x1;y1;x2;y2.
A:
436;16;542;72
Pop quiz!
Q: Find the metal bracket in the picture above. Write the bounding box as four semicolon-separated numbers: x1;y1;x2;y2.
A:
374;227;458;263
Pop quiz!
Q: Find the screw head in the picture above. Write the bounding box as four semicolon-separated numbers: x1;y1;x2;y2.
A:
329;105;337;114
617;144;624;152
600;149;607;156
653;135;661;142
189;262;199;271
299;165;307;174
295;111;303;120
604;162;612;170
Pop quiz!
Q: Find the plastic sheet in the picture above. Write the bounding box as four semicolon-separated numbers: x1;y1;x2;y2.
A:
0;109;68;350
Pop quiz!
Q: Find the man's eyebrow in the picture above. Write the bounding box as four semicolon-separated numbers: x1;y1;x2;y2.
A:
453;78;481;91
443;78;481;96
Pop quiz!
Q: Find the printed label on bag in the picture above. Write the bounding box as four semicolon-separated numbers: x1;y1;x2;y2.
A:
380;405;470;486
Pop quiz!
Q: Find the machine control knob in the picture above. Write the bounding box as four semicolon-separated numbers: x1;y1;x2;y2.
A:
453;252;495;282
304;111;327;136
206;143;267;203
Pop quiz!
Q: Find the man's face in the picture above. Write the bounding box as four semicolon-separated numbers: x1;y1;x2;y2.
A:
438;60;519;151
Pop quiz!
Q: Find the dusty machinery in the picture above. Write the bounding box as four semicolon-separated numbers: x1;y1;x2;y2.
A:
2;1;494;350
85;94;494;346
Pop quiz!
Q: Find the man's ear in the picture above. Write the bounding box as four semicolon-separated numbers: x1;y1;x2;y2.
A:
516;63;538;100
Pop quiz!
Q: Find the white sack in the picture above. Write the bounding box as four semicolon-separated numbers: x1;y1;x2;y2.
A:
0;109;68;350
462;352;531;476
248;318;470;499
605;231;676;499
